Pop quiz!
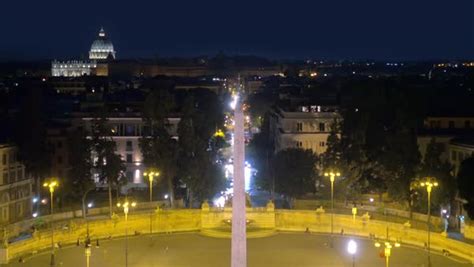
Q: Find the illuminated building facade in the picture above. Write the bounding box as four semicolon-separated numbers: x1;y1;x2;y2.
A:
269;105;340;155
51;28;115;77
77;114;180;192
0;144;33;225
51;60;97;77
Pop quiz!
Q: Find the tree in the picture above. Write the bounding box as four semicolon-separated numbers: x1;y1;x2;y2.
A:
177;94;226;206
90;113;125;217
64;128;94;205
14;86;51;197
321;119;342;170
338;82;424;206
140;88;178;207
417;138;456;212
273;148;318;203
247;114;274;196
457;157;474;219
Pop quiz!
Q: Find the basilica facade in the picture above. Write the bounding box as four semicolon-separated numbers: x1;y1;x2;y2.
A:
51;28;115;77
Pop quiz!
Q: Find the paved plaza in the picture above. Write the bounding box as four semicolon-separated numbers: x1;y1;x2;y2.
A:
6;233;471;267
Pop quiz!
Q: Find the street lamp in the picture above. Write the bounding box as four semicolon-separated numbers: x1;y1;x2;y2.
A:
347;239;357;267
117;199;137;267
43;179;59;267
420;177;438;267
144;171;159;234
324;171;341;243
375;241;400;267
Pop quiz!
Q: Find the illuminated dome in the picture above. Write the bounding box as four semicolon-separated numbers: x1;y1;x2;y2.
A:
89;27;116;60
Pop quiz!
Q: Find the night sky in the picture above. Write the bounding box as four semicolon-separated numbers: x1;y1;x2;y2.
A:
1;0;473;60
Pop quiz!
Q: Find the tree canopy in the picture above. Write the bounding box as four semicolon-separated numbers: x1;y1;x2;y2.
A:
457;157;474;219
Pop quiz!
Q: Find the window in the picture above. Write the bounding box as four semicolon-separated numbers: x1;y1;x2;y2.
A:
451;151;457;161
126;154;133;163
296;122;303;132
17;169;23;180
126;171;133;182
465;120;471;129
320;141;326;147
2;154;6;165
319;123;326;132
295;141;303;148
57;156;63;165
448;121;455;129
17;203;23;216
3;172;9;184
10;171;16;182
125;125;135;136
429;121;436;129
126;141;133;151
1;208;7;221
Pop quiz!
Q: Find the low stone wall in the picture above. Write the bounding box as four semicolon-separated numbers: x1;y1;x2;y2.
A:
3;201;168;239
293;199;443;226
201;207;275;230
463;223;474;240
3;209;201;263
276;210;474;263
1;208;473;264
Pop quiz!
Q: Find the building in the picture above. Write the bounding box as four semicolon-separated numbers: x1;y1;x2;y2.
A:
51;60;97;77
88;28;116;60
448;138;474;175
51;28;115;77
76;113;180;192
0;144;33;225
269;105;340;155
417;114;474;171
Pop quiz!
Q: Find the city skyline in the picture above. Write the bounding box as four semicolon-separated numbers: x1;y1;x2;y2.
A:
0;0;473;61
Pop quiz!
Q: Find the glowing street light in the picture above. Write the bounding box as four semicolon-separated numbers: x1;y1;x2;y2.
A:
347;239;357;267
43;179;59;267
375;241;400;267
144;170;159;235
324;171;341;244
117;199;137;267
420;177;438;267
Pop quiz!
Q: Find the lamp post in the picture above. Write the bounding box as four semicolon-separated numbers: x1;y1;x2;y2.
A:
347;239;357;267
144;171;159;235
43;180;59;267
375;241;400;267
420;177;438;267
117;199;136;267
324;171;340;244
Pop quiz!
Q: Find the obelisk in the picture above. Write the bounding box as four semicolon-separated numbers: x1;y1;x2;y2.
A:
232;98;247;267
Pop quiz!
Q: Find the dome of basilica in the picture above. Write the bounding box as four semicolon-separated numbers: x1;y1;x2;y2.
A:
89;27;116;60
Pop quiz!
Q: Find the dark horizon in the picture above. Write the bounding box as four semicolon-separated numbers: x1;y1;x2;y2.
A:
1;0;473;61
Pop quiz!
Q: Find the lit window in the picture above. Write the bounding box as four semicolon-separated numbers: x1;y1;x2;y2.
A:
319;123;326;132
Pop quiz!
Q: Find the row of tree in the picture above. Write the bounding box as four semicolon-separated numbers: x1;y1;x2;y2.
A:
250;83;474;218
13;85;227;214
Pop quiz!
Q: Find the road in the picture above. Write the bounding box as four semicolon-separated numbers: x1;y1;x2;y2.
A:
6;233;470;267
